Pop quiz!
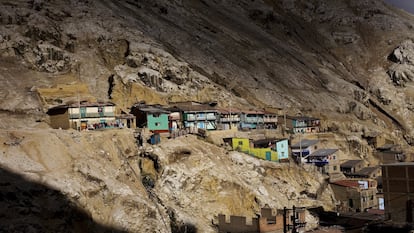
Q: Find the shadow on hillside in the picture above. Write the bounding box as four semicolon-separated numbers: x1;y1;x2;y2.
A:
0;166;127;233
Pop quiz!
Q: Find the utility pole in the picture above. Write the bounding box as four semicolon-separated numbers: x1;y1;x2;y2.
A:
283;207;287;233
299;133;302;166
292;205;297;233
283;205;306;233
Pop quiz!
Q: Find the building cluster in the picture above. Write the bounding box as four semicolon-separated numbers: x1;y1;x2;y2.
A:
46;100;414;228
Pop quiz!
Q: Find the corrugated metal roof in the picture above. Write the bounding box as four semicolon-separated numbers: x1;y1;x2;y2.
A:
291;139;319;149
309;149;338;157
49;101;115;110
354;166;380;176
331;180;360;188
138;107;170;114
340;160;363;168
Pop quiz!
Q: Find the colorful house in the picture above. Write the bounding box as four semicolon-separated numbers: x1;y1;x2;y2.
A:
288;116;320;134
239;110;265;129
174;103;218;130
231;138;279;162
252;138;289;161
47;101;116;130
131;105;170;133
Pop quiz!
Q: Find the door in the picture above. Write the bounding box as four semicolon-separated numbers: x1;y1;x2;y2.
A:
266;151;271;161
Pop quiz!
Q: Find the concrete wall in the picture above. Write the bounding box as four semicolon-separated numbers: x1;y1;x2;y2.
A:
383;164;414;223
218;214;259;233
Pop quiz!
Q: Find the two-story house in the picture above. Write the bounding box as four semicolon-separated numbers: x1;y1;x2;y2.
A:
47;101;116;130
331;179;378;213
171;102;218;130
263;111;278;129
306;149;339;174
340;160;365;176
375;144;405;164
288;116;320;134
291;139;319;163
239;110;265;129
217;108;241;130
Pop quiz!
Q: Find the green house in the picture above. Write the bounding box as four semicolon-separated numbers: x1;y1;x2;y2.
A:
131;105;170;133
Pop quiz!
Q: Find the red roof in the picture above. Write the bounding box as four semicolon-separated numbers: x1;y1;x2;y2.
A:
331;180;360;188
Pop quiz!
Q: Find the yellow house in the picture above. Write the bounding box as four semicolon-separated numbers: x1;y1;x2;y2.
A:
231;138;278;162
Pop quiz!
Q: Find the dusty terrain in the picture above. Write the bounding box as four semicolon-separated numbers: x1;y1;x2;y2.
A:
1;0;414;232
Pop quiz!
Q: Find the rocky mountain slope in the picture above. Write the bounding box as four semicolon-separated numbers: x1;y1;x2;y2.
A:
1;0;414;232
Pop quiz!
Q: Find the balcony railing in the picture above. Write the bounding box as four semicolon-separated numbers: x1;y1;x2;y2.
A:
70;112;115;119
186;115;217;121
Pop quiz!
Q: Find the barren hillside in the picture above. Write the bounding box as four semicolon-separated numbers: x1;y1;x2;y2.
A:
1;0;414;232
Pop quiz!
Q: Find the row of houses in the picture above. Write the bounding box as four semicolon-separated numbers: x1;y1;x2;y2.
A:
46;101;322;134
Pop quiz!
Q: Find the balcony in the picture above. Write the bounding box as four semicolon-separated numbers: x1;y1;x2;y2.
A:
69;112;115;119
220;117;240;122
186;115;217;121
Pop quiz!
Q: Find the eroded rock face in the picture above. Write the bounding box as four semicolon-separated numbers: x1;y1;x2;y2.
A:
388;40;414;86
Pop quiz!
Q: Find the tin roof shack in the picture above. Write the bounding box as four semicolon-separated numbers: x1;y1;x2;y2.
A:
306;149;339;175
375;144;405;164
291;139;319;163
47;101;116;130
131;105;170;133
287;116;320;134
331;179;378;213
382;162;414;224
340;160;365;176
353;166;382;179
216;108;241;130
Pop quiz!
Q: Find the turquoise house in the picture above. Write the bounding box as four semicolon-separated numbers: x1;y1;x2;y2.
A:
131;105;170;133
275;139;289;160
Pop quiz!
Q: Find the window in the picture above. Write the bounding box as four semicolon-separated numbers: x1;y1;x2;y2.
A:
333;166;337;171
238;141;243;146
155;122;161;126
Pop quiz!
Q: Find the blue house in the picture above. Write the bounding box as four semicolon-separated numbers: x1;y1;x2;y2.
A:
170;102;218;130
